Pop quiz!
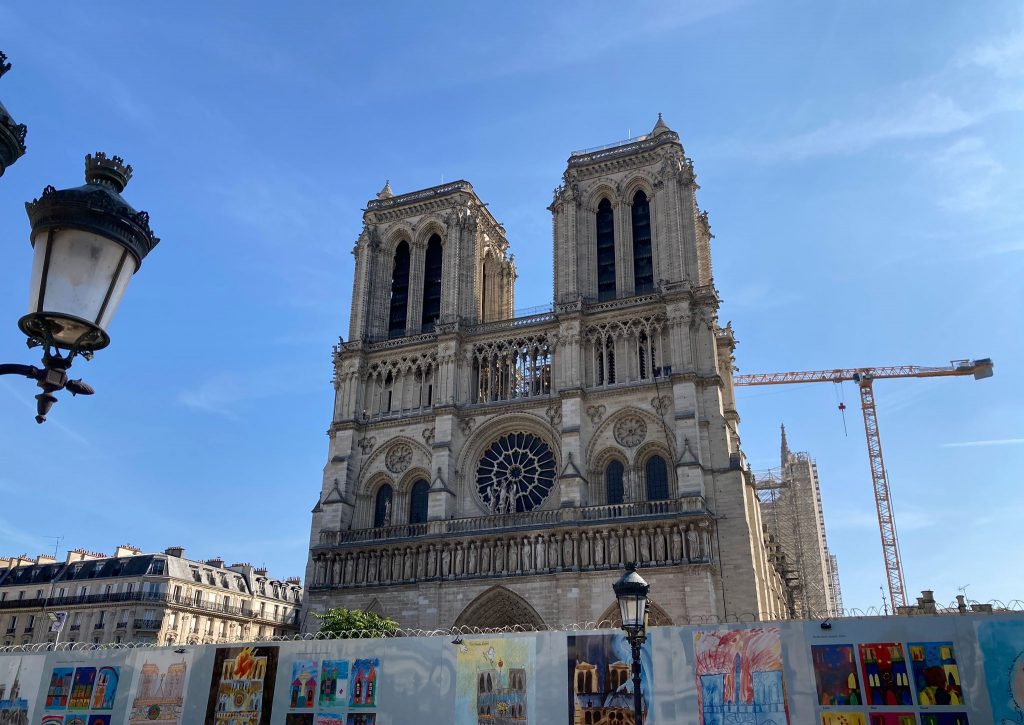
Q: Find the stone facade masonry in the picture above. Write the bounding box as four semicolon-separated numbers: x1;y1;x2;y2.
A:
305;117;789;630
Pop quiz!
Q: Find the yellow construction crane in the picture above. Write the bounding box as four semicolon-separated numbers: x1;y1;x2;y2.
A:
733;358;994;611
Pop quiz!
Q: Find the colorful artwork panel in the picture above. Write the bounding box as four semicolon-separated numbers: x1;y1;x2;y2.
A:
858;643;913;707
456;638;534;725
868;715;916;725
813;644;863;706
908;642;963;706
89;666;118;710
68;668;95;711
694;627;789;725
204;645;279;725
978;620;1024;724
345;715;376;725
319;659;349;708
315;714;345;725
919;715;968;725
42;716;64;725
349;658;379;709
63;717;87;725
0;654;43;725
290;660;319;710
285;715;314;725
45;667;74;710
822;713;866;725
568;632;652;724
87;716;111;725
127;651;191;725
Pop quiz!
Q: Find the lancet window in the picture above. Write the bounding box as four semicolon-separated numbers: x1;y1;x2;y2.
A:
409;479;430;524
606;460;624;505
472;334;552;404
362;352;437;419
632;190;653;293
388;241;410;339
373;484;393;528
421;234;443;332
596;198;616;301
645;455;669;501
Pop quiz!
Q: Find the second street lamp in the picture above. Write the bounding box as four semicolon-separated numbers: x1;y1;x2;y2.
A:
1;152;160;423
613;562;650;725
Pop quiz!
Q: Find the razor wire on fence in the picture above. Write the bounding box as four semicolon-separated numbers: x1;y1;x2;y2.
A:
1;599;1022;655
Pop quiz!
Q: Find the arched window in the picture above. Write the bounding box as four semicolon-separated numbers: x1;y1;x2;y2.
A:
388;242;410;338
645;455;669;501
409;479;430;524
632;190;653;293
596;198;616;301
421;234;443;332
606;460;624;505
373;484;393;528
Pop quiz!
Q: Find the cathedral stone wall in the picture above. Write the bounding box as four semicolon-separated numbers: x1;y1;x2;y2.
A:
306;117;789;631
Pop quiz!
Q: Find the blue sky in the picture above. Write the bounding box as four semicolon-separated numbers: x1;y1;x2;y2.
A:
0;2;1020;613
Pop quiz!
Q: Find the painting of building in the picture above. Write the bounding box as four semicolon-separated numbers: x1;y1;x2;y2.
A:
290;660;319;709
44;667;73;711
858;643;912;707
0;655;43;725
319;660;348;708
205;645;279;725
89;666;118;710
918;715;968;725
456;638;532;725
127;653;189;724
345;715;375;725
568;633;651;724
349;658;379;709
908;642;963;706
68;667;95;710
978;620;1024;723
693;627;788;725
812;645;862;706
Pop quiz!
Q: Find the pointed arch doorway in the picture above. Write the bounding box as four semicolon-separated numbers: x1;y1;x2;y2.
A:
454;586;546;630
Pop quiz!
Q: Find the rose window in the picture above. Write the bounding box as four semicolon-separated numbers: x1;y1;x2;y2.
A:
476;432;556;513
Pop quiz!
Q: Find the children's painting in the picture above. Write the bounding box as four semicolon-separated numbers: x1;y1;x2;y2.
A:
87;716;112;725
978;620;1024;725
456;637;533;725
62;717;87;725
204;645;279;725
858;643;913;707
126;651;191;724
286;715;314;725
45;667;73;710
0;654;43;725
314;714;345;725
567;632;652;724
290;660;319;709
68;667;95;711
812;644;863;706
89;666;118;710
908;642;963;706
349;658;379;709
919;715;968;725
41;717;64;725
319;660;349;708
345;714;376;725
868;716;916;725
693;627;789;725
821;714;865;725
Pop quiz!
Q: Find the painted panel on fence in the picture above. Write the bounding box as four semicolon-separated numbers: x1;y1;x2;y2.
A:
859;643;913;707
821;713;866;724
349;658;379;709
0;654;43;724
813;644;863;707
125;649;191;724
45;666;73;711
918;714;968;724
908;642;963;707
456;636;534;724
867;714;915;724
978;619;1024;724
204;645;278;725
693;627;789;725
567;632;652;724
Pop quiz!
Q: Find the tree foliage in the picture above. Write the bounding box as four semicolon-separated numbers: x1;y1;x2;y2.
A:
313;607;399;638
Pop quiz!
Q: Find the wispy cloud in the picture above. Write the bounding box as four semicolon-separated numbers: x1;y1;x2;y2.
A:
941;438;1024;448
927;136;1006;214
177;365;322;419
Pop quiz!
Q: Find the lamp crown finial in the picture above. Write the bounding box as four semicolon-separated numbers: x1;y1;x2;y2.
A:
85;152;133;192
0;51;11;79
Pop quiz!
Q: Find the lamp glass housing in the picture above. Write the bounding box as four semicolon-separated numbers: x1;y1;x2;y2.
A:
617;592;648;632
26;227;137;349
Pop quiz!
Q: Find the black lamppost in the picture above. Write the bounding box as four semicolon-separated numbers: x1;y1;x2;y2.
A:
613;562;650;724
1;152;159;422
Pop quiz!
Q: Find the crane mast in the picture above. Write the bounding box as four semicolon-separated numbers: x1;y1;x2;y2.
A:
734;358;993;611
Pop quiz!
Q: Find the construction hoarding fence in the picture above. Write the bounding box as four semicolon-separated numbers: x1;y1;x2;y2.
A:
0;613;1022;723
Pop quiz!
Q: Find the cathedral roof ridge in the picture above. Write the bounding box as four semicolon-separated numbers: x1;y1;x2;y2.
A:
365;178;474;211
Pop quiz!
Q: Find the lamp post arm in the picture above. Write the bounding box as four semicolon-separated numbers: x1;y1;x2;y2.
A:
0;363;41;379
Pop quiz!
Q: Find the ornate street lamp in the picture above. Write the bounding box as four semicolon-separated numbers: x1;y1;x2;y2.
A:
613;562;650;724
0;51;28;176
1;152;159;423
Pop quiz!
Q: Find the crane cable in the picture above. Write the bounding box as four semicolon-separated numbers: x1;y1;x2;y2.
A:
833;381;848;436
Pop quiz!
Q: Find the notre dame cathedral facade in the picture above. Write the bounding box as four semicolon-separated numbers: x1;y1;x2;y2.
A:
304;117;788;630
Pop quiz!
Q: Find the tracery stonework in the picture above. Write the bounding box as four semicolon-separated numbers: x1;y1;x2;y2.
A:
385;442;412;474
613;416;647;448
306;116;793;632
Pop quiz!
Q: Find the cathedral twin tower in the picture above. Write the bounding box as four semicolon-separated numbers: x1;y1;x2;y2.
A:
305;116;789;629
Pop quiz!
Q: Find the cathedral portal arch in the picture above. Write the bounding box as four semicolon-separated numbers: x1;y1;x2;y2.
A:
454;585;546;630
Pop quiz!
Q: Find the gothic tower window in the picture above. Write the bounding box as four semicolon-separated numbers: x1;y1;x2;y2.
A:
373;484;393;528
596;337;616;385
596;198;616;301
409;479;430;524
388;241;410;339
421;234;443;332
638;332;657;380
632;190;653;293
606;460;624;505
645;455;669;501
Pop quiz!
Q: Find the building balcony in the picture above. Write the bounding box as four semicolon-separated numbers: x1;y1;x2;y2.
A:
133;618;162;630
69;624;81;631
115;621;127;629
93;622;104;629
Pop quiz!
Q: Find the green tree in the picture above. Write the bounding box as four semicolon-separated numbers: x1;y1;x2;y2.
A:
313;608;399;638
